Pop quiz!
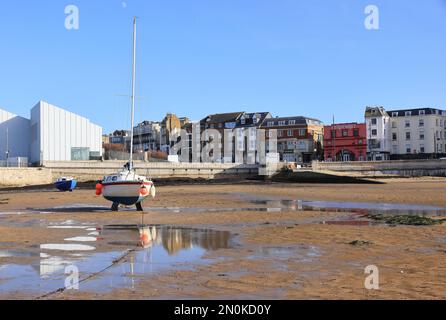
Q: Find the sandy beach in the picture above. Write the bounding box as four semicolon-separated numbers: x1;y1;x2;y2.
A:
1;178;446;300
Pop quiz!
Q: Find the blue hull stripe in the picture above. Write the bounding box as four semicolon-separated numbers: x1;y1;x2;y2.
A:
55;180;77;191
104;196;144;206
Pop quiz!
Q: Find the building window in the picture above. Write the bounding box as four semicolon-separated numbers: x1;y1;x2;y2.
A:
436;119;439;126
267;122;274;127
278;130;283;137
331;130;336;138
391;122;396;128
419;110;425;116
405;111;412;116
392;112;399;117
420;131;425;140
392;133;397;141
353;128;359;137
420;144;425;153
419;119;424;127
371;129;377;136
289;120;296;125
406;132;411;140
287;130;293;137
405;120;410;128
371;118;377;125
342;130;348;137
278;121;286;126
406;144;411;154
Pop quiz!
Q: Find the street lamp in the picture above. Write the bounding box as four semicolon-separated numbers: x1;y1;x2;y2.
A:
432;129;441;158
5;128;9;168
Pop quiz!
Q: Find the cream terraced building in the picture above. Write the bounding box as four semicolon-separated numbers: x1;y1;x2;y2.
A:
388;108;446;155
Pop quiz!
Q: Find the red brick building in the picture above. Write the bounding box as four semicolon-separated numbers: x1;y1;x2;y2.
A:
324;123;367;162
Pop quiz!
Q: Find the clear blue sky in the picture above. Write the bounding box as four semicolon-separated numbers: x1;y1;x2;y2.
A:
1;0;445;133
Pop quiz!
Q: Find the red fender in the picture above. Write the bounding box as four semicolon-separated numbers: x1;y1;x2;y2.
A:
95;183;103;196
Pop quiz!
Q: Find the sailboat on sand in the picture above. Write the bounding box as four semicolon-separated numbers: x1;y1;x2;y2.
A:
96;17;156;212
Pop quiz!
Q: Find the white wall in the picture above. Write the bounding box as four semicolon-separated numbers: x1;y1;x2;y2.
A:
390;115;446;154
30;101;103;164
0;108;30;161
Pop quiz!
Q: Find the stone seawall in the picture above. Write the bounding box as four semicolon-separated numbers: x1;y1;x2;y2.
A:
43;161;260;182
0;168;53;187
312;160;446;177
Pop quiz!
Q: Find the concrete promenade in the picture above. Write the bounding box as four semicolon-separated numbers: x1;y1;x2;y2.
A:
0;161;261;187
2;159;446;187
312;159;446;177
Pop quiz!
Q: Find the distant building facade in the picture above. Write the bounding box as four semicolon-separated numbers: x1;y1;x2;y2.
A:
103;130;130;160
0;108;30;162
133;121;161;152
30;101;103;164
388;108;446;158
324;123;367;161
160;113;188;154
261;116;324;163
365;106;446;160
1;101;103;166
196;112;272;163
233;112;272;163
200;112;244;162
365;106;391;161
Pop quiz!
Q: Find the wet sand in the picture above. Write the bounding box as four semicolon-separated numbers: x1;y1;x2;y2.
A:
1;178;446;300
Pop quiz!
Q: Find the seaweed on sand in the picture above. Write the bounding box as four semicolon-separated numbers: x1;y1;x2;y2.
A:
367;214;445;226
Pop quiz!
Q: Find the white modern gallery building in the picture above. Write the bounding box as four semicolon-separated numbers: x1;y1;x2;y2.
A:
1;100;103;166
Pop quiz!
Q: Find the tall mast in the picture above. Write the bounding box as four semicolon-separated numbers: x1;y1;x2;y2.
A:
129;17;137;171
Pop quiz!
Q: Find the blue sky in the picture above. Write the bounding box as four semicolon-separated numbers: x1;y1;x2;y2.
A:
0;0;445;133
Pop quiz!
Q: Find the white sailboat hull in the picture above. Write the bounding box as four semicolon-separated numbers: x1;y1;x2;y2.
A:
102;180;155;206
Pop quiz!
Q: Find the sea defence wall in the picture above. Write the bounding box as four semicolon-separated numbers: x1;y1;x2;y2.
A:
43;161;260;182
312;160;446;177
0;161;289;187
3;159;446;187
0;168;53;187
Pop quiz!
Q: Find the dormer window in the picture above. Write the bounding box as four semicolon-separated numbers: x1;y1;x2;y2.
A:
240;117;246;125
392;112;398;117
405;111;412;116
419;110;425;116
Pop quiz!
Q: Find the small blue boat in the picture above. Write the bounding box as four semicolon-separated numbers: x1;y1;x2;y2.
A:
55;177;77;192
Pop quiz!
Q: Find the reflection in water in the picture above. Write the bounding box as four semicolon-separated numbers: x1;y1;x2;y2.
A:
102;225;231;255
11;198;446;217
40;244;96;251
248;199;446;216
0;223;232;297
